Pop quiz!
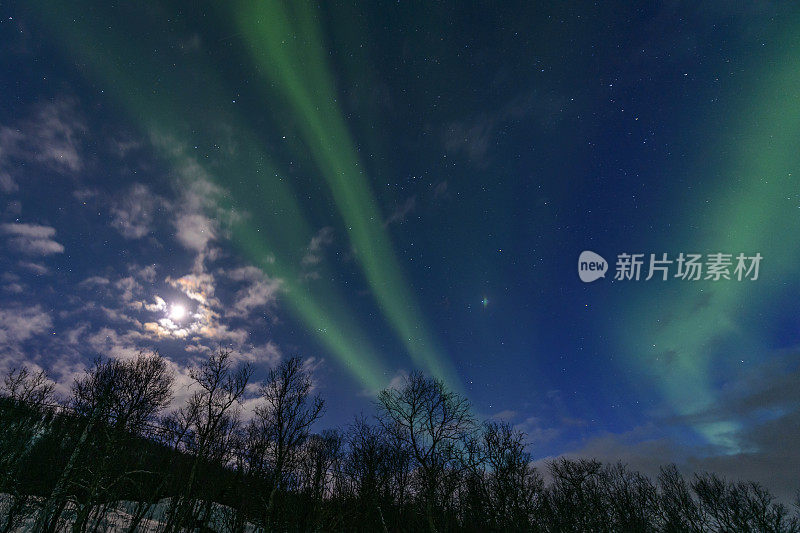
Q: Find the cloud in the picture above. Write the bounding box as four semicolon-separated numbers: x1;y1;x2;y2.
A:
1;223;65;255
432;181;448;200
114;275;143;305
175;212;217;252
0;99;85;182
0;305;52;347
84;327;148;362
539;419;799;505
221;265;282;317
0;173;18;193
3;283;24;294
443;120;494;163
80;275;112;287
167;272;219;306
0;124;289;405
300;227;335;280
143;295;167;312
443;92;564;165
146;134;238;257
359;369;408;397
384;196;417;227
538;352;800;504
157;146;238;258
232;277;281;316
237;340;282;365
18;261;50;275
302;226;335;266
489;409;518;421
225;266;266;282
507;414;565;445
110;183;165;239
133;264;157;283
70;264;272;364
1;223;57;239
664;351;800;427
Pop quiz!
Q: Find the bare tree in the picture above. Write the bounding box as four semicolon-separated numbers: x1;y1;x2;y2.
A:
65;351;174;533
343;416;393;531
164;348;251;533
543;458;607;531
480;421;543;530
248;356;324;529
691;472;800;532
377;371;476;533
0;367;57;532
296;429;342;529
1;366;56;408
4;358;800;532
600;462;658;532
657;463;705;531
71;351;173;433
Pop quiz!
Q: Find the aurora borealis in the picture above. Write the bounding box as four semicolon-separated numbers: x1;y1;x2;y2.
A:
1;1;799;500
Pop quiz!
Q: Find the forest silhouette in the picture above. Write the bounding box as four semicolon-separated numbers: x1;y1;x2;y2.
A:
1;350;798;532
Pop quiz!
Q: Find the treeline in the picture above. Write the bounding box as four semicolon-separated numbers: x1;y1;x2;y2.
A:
0;349;798;532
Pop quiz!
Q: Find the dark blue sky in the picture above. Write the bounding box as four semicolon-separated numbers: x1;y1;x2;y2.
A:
1;1;799;500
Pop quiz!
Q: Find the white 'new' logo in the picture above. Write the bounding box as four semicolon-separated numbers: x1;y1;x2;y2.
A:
579;251;607;282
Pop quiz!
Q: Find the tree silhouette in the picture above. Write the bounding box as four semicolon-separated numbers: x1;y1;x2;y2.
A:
163;348;251;533
377;371;476;533
1;361;799;532
1;366;55;408
247;355;324;529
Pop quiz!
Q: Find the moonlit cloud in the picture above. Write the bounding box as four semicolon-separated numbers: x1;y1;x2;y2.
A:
110;183;164;239
0;99;85;182
0;305;53;364
18;261;50;275
1;223;65;256
175;212;217;253
0;173;18;193
232;277;281;317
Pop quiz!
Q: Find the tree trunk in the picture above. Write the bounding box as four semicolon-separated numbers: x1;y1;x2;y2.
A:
71;503;91;533
126;501;151;533
35;401;106;533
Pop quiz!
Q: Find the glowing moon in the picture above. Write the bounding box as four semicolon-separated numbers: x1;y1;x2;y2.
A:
170;304;187;321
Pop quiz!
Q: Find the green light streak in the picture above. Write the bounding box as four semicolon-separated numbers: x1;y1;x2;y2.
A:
618;21;800;449
235;0;462;389
31;1;391;390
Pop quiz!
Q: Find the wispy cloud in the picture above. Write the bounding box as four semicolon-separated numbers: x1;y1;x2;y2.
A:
0;99;85;191
1;223;65;255
443;92;564;166
0;305;52;355
232;276;281;317
533;351;800;503
18;261;50;275
110;183;165;239
384;196;416;227
0;174;17;193
302;226;334;266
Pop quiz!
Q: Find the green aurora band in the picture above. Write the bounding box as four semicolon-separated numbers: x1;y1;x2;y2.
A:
616;17;800;450
32;1;798;444
30;0;462;391
234;1;462;390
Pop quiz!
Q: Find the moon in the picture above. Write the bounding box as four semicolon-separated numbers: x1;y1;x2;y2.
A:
170;304;187;321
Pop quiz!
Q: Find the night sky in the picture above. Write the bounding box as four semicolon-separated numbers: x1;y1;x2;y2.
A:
2;1;799;499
